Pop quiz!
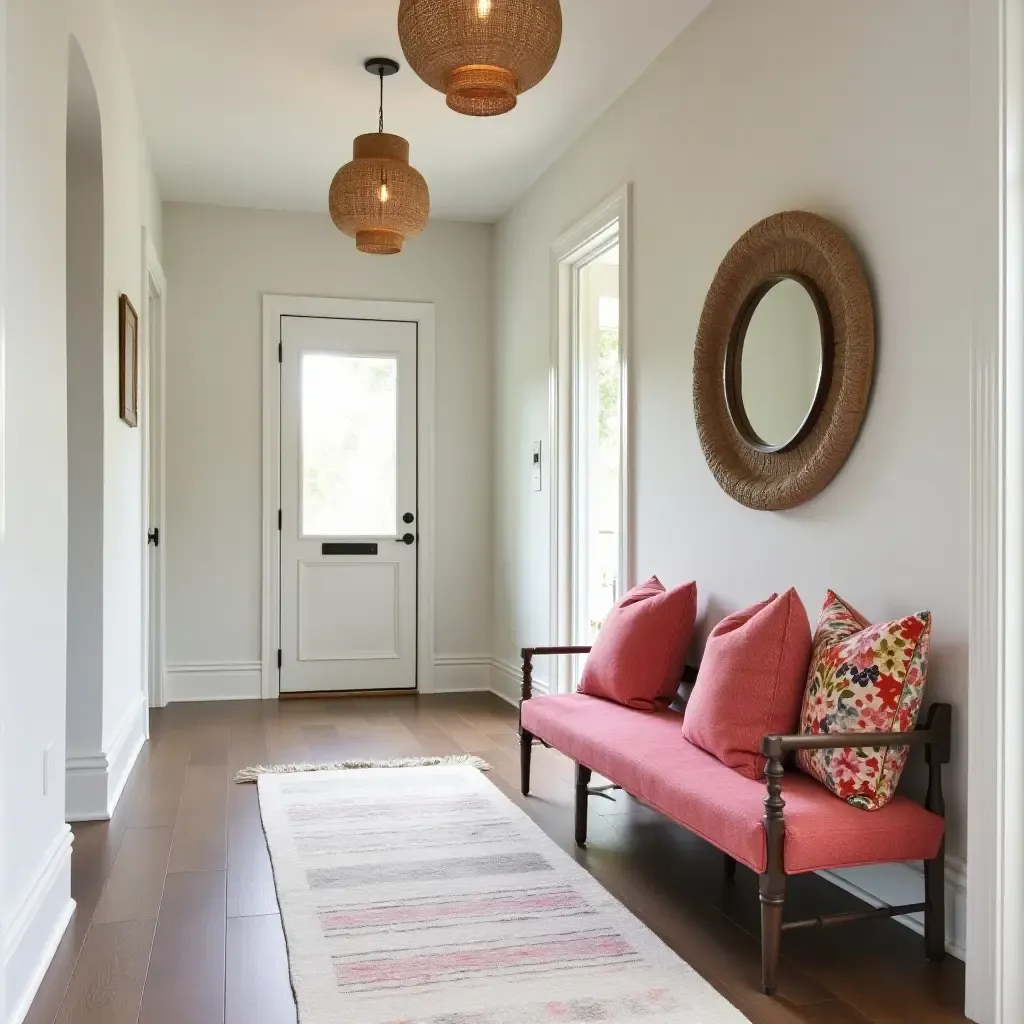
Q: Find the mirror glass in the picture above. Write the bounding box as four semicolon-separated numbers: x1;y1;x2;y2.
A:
737;279;823;448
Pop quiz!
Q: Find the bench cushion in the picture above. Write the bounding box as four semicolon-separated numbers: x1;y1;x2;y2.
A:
521;693;944;875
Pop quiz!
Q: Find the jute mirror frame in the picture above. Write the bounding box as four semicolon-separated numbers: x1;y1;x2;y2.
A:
693;212;875;511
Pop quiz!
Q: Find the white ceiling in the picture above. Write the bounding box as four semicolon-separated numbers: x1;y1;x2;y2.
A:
113;0;711;222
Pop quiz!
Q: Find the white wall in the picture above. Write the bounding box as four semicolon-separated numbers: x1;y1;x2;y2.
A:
162;204;493;698
3;0;161;1017
492;0;969;950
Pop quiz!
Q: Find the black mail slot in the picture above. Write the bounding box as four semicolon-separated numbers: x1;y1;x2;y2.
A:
322;542;378;556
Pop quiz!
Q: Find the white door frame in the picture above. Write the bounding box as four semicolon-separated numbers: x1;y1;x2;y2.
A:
548;185;632;694
140;228;167;711
261;295;436;699
967;0;1024;1020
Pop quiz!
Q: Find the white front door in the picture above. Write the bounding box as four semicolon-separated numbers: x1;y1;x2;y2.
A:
279;314;418;693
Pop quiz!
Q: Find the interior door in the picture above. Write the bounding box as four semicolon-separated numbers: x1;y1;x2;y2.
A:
279;314;417;693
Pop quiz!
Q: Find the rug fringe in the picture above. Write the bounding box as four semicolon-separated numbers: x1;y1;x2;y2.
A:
234;754;491;784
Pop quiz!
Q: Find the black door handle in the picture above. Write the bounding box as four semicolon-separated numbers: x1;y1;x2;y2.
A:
397;533;415;545
148;528;160;547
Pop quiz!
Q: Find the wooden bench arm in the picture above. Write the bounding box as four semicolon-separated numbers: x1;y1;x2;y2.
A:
520;647;592;705
760;702;952;763
521;646;593;658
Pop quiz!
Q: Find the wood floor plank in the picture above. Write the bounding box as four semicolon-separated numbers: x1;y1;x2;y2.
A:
227;711;270;777
227;782;279;918
138;870;226;1024
93;826;174;924
130;710;195;829
189;715;231;766
225;916;296;1024
263;718;312;764
54;919;156;1024
167;764;228;873
300;723;342;761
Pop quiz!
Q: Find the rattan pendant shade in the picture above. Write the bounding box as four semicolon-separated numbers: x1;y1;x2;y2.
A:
398;0;562;116
329;59;429;255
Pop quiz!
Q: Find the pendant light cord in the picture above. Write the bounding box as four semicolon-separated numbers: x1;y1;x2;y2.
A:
378;69;385;133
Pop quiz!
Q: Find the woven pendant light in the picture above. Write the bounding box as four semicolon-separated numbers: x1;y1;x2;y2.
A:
329;59;429;255
398;0;562;116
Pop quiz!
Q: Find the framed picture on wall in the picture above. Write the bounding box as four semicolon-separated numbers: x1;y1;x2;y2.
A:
119;294;139;427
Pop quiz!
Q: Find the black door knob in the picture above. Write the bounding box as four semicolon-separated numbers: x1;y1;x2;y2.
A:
398;533;415;545
403;512;415;524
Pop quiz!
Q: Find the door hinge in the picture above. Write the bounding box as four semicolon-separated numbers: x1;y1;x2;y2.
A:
277;649;282;670
278;341;283;363
147;527;160;547
278;509;282;531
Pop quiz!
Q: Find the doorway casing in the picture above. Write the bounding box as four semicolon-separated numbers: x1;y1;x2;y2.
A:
141;227;167;709
261;295;436;699
549;185;632;695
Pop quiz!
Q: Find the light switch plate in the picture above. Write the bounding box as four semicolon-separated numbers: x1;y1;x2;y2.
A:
531;441;542;491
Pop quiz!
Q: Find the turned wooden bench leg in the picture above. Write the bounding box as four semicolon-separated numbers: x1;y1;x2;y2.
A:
575;764;592;847
924;843;946;962
923;705;949;963
520;729;533;796
760;742;786;995
759;876;785;995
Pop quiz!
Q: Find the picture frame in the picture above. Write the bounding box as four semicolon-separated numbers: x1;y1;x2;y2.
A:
119;293;139;427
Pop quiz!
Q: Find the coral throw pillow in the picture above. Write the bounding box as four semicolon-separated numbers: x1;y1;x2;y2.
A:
681;589;811;779
797;591;932;810
579;577;697;711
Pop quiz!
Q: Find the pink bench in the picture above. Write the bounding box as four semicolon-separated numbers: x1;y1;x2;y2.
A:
517;646;951;995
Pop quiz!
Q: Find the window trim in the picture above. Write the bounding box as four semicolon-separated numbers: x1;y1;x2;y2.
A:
549;186;632;694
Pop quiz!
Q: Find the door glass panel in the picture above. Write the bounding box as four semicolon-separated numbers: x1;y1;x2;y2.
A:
301;353;398;536
574;243;621;644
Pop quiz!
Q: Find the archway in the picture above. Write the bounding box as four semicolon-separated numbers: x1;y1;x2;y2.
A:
65;36;105;819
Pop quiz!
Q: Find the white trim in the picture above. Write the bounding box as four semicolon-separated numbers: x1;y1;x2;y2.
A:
968;0;1024;1019
3;827;74;1024
0;0;8;1013
432;656;492;694
821;856;967;962
261;295;436;699
141;227;167;711
489;656;522;706
489;655;548;705
65;693;147;821
549;185;632;695
165;661;263;702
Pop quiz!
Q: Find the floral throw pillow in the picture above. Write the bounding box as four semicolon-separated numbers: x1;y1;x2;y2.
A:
796;591;931;811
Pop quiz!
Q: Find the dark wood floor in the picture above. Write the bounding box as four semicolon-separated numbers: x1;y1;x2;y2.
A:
24;694;967;1024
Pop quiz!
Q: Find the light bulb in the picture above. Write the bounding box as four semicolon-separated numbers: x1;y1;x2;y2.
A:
379;181;389;203
477;0;491;17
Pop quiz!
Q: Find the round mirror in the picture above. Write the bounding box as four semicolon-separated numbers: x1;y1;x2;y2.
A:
727;278;829;451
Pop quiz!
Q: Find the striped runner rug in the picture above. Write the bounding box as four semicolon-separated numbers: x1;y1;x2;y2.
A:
258;765;750;1023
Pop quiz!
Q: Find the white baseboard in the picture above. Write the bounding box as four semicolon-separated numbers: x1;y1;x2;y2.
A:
66;694;148;822
165;661;262;702
3;827;75;1024
489;657;521;705
490;655;549;706
430;656;493;693
820;855;967;960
